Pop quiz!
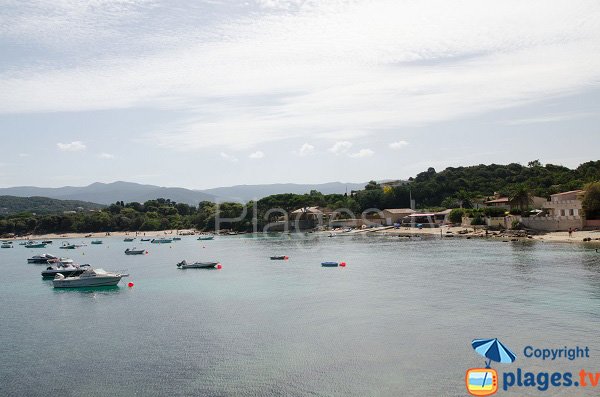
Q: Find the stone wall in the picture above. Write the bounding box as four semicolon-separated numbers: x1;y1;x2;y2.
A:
520;217;584;231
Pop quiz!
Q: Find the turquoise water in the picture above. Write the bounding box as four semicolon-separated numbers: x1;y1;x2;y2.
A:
0;235;599;396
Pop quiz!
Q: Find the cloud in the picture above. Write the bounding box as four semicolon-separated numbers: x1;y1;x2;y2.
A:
220;152;238;162
389;140;409;150
2;0;600;152
249;150;265;159
97;152;115;159
57;141;86;152
348;148;374;158
504;112;594;125
329;141;353;155
296;143;315;156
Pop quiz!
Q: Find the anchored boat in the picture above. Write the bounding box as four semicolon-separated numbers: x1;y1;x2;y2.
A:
176;260;220;269
53;268;127;288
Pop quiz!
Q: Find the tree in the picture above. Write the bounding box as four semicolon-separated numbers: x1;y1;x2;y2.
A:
528;160;542;168
509;185;532;212
448;208;465;224
582;182;600;220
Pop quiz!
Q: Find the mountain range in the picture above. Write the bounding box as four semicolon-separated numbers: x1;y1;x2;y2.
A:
0;181;367;206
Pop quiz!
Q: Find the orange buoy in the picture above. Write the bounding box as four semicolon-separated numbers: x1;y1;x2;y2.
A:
128;282;134;288
216;264;222;269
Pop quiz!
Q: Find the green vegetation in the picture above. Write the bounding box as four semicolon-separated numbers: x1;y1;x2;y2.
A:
0;196;104;215
582;182;600;220
1;160;599;236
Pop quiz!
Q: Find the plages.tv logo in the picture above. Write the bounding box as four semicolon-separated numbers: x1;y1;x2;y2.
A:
466;338;517;396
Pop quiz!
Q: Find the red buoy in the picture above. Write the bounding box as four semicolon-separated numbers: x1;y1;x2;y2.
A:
284;256;289;260
340;262;347;267
217;264;222;269
128;282;134;288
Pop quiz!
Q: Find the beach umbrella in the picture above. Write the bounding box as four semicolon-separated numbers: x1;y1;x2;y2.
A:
471;338;516;389
472;338;516;366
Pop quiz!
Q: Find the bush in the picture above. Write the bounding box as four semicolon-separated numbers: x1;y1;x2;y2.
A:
482;207;506;217
511;219;521;229
448;208;465;224
509;209;522;216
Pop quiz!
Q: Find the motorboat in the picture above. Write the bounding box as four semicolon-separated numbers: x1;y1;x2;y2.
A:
176;260;219;269
60;242;78;249
42;264;90;279
151;238;172;244
1;243;12;248
125;248;146;255
42;240;53;244
25;242;47;248
53;268;126;288
27;253;59;264
91;240;103;245
124;237;135;242
321;261;339;267
197;235;214;241
270;255;289;260
140;238;151;242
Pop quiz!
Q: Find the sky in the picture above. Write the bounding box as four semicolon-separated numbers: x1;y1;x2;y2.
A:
0;0;599;189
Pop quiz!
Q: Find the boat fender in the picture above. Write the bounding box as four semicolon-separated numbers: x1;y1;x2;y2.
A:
55;273;65;279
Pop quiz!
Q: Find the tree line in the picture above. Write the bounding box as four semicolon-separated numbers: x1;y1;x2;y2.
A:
1;161;599;236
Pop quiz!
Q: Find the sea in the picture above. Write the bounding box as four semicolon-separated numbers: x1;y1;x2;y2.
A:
1;234;599;396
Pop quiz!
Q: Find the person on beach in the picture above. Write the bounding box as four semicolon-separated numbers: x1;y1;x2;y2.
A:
568;227;573;238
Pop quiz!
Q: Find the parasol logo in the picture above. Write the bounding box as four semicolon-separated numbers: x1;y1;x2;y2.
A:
466;338;517;396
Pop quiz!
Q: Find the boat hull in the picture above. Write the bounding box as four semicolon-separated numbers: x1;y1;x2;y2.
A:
321;262;339;267
53;276;122;288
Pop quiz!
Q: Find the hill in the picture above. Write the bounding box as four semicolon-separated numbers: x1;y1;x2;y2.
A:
202;182;366;202
0;181;217;206
0;196;105;215
0;181;367;205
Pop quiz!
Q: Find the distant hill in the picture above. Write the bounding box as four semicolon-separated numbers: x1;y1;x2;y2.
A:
0;196;105;215
0;181;369;205
0;181;217;206
203;182;367;202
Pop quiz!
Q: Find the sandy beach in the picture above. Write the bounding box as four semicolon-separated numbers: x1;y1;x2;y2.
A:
4;227;600;246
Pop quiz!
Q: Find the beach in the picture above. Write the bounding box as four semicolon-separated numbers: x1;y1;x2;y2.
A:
7;227;600;245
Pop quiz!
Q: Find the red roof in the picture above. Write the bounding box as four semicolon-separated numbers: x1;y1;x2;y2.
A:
485;197;510;204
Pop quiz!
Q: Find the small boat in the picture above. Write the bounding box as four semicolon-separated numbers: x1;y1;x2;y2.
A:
42;240;53;244
124;238;135;242
172;237;181;241
125;248;146;255
321;261;339;267
176;260;219;269
53;268;126;288
42;264;90;279
1;243;12;248
59;243;77;249
25;242;47;248
91;240;103;245
197;235;214;241
270;255;289;260
151;238;172;244
27;254;59;264
140;238;151;242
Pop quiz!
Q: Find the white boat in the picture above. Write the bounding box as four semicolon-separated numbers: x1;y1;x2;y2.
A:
176;260;219;269
53;268;126;288
27;253;59;264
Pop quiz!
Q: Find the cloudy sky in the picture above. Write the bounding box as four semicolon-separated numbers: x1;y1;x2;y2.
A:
1;0;599;189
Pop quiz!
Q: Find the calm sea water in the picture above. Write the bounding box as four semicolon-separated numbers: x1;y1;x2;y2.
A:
0;234;599;396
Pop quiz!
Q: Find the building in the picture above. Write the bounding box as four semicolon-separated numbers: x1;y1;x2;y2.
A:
484;194;546;210
381;208;415;225
520;190;585;231
543;190;584;218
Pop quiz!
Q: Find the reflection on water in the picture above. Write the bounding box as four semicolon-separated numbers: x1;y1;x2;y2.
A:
1;235;600;397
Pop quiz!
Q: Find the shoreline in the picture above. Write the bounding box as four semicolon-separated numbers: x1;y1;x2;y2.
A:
3;227;600;246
